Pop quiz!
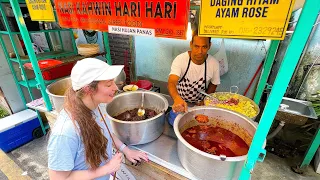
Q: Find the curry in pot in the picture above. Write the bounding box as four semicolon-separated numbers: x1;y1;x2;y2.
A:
182;115;249;157
114;108;158;121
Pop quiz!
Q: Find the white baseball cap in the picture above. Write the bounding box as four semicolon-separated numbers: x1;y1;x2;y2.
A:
71;58;124;91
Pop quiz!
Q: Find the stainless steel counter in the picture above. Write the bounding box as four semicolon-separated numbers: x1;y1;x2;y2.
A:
132;119;198;180
42;92;197;179
131;93;198;179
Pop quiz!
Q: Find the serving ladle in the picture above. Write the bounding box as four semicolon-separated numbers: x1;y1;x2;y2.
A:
137;93;145;116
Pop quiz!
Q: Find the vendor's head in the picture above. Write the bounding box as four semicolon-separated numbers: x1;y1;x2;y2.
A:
64;58;123;169
190;29;211;64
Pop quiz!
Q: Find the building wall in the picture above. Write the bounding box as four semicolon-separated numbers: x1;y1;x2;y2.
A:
0;36;24;113
135;36;270;98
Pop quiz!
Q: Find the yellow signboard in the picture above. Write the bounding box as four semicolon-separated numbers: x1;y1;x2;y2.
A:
199;0;295;40
26;0;55;22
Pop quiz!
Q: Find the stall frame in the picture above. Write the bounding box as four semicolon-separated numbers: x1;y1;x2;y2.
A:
240;0;320;178
0;0;112;134
0;0;319;179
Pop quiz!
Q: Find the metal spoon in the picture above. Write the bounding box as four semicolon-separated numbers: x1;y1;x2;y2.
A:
198;90;219;100
198;90;212;98
137;93;145;116
198;90;220;104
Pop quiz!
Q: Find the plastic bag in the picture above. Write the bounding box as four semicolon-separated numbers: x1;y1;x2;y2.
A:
32;43;44;54
213;39;228;76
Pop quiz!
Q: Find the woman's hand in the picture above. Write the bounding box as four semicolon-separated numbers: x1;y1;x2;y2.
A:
123;148;149;165
103;153;123;175
49;153;123;180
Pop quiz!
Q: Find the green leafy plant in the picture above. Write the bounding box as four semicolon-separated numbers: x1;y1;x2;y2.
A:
0;106;9;118
311;90;320;117
313;102;320;117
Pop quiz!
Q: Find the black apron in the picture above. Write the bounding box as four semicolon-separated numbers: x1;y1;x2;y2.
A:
177;56;207;103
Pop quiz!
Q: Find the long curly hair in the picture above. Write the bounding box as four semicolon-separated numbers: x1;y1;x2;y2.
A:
64;81;108;169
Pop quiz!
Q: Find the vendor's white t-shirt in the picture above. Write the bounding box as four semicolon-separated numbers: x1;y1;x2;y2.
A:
170;51;220;86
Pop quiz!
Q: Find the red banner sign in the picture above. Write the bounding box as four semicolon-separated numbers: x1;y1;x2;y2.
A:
54;0;190;39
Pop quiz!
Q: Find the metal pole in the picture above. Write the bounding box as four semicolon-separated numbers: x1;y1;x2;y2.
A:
253;40;280;105
70;29;77;54
57;31;64;51
239;0;320;179
103;32;112;65
9;0;53;112
51;0;64;52
44;31;53;51
300;127;320;168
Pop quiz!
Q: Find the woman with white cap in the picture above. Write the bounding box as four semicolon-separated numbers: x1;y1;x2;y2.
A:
47;58;149;180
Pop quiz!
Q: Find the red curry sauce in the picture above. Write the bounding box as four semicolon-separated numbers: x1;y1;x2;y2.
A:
181;125;249;157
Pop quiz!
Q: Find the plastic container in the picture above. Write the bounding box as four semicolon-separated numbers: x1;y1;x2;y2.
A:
131;80;153;90
0;109;40;152
24;59;63;70
41;62;75;80
168;110;178;126
24;59;75;81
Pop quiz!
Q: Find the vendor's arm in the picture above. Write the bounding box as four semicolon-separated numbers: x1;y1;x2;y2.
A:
168;74;180;102
112;134;149;163
168;75;188;113
206;82;217;94
168;55;188;112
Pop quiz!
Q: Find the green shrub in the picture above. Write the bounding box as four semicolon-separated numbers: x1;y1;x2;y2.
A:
0;106;9;118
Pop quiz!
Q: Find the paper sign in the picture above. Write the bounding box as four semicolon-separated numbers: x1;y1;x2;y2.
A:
54;0;190;39
26;0;55;21
199;0;295;40
108;26;155;37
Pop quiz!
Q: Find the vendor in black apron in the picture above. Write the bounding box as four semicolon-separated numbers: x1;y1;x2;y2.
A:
167;29;220;125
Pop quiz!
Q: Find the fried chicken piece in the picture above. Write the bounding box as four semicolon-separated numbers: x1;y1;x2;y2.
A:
188;129;197;134
207;147;218;155
200;125;210;130
195;114;209;123
201;141;211;149
218;144;226;150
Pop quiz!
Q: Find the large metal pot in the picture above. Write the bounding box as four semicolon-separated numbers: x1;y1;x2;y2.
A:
204;92;260;120
174;106;258;180
114;69;126;89
45;70;126;111
106;91;168;145
46;77;71;111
